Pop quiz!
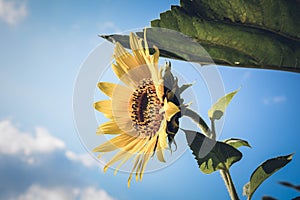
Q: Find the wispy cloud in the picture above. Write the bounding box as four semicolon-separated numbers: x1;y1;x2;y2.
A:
0;0;27;26
65;150;98;168
98;21;121;34
240;71;252;84
262;95;287;105
13;185;115;200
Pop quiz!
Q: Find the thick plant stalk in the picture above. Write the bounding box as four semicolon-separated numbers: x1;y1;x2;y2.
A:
220;169;239;200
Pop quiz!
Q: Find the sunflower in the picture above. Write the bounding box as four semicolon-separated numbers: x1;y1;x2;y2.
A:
93;31;181;187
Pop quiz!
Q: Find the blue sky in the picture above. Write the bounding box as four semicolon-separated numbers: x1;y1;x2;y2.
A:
0;0;299;199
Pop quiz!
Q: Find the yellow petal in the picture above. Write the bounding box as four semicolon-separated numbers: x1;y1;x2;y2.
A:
136;157;144;181
114;42;140;71
154;81;164;102
111;83;132;103
152;120;167;162
112;63;126;79
104;150;127;172
135;136;157;180
139;153;151;180
148;46;160;82
114;153;133;175
151;45;160;65
148;64;158;82
97;82;115;97
127;64;152;85
93;134;135;152
130;33;147;65
164;99;180;121
127;133;158;185
114;138;148;175
156;122;168;162
97;82;128;98
112;63;139;88
156;148;165;162
128;154;142;188
96;120;123;135
104;137;146;172
111;117;137;136
94;100;113;119
143;28;150;57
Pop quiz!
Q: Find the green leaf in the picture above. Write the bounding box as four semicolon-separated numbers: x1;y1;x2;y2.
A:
184;129;242;174
178;83;193;94
224;138;251;149
279;181;300;192
262;196;277;200
208;89;239;120
243;154;293;200
150;0;300;73
101;28;214;63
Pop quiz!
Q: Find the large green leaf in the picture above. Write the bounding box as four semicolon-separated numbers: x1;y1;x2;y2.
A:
151;0;300;73
101;28;214;63
208;89;239;120
243;154;293;200
184;129;242;174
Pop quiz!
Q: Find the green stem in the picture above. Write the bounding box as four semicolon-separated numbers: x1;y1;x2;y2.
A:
184;108;238;199
220;169;239;200
210;118;216;140
183;108;211;138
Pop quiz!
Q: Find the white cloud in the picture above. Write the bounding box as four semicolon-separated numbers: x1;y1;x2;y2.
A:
0;0;27;26
262;95;287;105
65;150;98;168
79;187;115;200
0;120;65;156
13;185;115;200
14;185;73;200
0;119;100;168
0;119;113;200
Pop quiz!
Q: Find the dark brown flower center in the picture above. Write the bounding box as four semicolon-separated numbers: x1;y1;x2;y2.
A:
130;79;164;137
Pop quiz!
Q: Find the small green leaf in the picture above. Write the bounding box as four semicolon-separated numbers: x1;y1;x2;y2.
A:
243;154;293;200
224;138;251;149
184;129;242;174
262;196;277;200
178;83;193;94
279;181;300;192
208;89;239;120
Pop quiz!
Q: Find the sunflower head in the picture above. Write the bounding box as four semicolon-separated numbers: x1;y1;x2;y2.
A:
93;31;187;187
